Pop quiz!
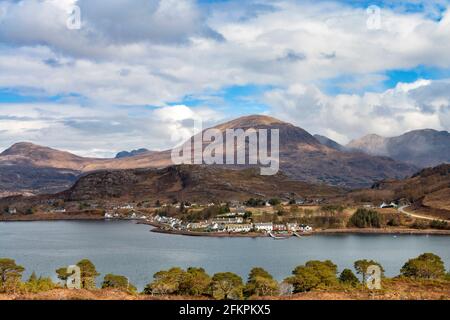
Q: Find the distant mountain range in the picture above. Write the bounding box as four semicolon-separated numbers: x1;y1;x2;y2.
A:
313;135;346;151
346;129;450;168
115;148;151;159
0;115;427;195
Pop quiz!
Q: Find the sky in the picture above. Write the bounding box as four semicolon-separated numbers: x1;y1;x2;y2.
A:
0;0;450;157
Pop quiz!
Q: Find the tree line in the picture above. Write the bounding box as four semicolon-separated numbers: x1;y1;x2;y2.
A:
1;253;449;298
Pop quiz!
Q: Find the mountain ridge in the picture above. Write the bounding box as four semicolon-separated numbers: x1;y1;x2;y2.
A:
0;115;418;194
347;129;450;167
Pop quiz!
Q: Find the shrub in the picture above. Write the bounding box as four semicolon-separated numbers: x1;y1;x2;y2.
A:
22;272;57;293
429;220;449;230
387;216;401;227
102;274;137;293
400;253;446;280
244;198;266;207
268;198;281;206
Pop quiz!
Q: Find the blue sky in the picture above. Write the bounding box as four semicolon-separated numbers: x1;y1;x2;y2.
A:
0;0;450;155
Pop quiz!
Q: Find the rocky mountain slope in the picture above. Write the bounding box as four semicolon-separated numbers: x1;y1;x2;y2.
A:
348;164;450;220
0;165;344;212
313;134;346;151
347;129;450;168
0;115;419;194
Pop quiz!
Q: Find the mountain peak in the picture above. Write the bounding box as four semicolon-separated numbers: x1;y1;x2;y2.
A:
115;148;151;159
215;115;286;129
347;134;388;155
1;142;48;156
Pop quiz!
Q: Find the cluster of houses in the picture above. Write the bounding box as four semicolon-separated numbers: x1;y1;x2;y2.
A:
151;214;313;234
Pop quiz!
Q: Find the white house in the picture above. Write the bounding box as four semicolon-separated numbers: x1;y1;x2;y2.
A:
299;225;313;232
380;202;397;209
253;222;273;232
273;224;288;231
187;222;210;230
225;223;252;233
104;212;113;219
212;217;244;224
286;223;299;231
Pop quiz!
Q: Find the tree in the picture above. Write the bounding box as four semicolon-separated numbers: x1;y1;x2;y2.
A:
144;267;185;295
56;267;71;283
178;267;211;296
211;272;243;300
354;259;385;284
76;259;100;289
339;269;359;287
0;258;25;293
244;267;279;297
348;208;381;228
400;253;446;279
285;260;338;293
102;274;136;293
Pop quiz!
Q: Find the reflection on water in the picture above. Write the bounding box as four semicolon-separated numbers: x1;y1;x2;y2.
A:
1;220;449;290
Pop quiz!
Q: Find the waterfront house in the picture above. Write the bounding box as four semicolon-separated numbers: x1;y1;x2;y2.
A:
212;217;244;224
51;208;66;213
273;224;288;231
104;212;113;219
225;223;252;233
253;222;273;232
286;223;299;231
299;224;313;232
7;208;17;215
187;222;210;230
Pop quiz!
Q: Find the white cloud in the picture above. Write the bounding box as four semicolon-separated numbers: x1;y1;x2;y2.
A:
0;103;223;157
265;79;450;144
1;1;450;153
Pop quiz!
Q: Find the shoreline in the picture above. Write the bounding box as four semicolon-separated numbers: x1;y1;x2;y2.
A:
2;215;450;236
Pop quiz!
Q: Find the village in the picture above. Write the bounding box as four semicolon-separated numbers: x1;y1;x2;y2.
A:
97;199;320;238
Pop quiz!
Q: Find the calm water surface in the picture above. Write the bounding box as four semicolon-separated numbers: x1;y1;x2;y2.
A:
1;220;449;290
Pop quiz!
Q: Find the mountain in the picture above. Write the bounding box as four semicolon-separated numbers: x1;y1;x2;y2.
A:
348;164;450;220
313;134;346;151
212;115;416;188
0;115;418;194
115;148;151;159
347;129;450;168
0;142;104;171
0;165;344;212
